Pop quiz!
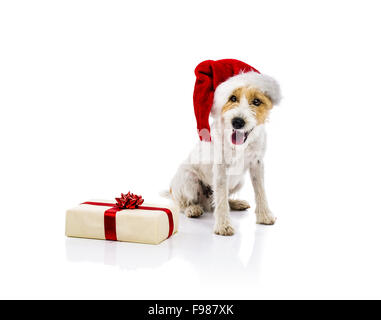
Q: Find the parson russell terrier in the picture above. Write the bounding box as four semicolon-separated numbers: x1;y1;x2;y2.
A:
167;59;281;236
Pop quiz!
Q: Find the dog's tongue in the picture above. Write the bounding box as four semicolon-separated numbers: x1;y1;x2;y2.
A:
232;130;245;145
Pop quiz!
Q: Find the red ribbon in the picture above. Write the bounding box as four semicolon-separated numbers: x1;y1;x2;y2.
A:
81;200;174;241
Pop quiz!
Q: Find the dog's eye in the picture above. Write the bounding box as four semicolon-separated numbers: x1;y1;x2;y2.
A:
252;99;262;106
229;95;237;102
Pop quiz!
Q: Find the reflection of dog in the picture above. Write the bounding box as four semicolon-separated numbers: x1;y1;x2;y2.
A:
168;59;281;236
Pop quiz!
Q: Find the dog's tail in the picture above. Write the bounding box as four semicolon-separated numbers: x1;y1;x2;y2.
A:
159;189;172;199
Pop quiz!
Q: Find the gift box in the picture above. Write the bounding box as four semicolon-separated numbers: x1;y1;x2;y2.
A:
65;192;179;245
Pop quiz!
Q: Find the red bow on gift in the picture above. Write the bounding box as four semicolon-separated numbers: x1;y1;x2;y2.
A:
115;192;144;209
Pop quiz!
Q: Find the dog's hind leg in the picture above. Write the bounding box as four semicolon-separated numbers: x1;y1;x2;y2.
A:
228;180;250;211
170;165;204;217
184;204;203;218
229;199;250;211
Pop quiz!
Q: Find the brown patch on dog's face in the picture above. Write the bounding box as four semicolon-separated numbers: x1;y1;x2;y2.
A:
221;87;243;114
245;87;273;124
221;86;273;124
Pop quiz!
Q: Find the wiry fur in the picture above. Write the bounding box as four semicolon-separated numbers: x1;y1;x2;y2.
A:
169;80;280;236
212;71;281;116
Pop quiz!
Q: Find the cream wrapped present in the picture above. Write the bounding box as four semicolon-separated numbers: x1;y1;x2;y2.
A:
65;192;179;245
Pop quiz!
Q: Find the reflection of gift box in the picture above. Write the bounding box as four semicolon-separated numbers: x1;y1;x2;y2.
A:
65;237;174;269
65;192;179;245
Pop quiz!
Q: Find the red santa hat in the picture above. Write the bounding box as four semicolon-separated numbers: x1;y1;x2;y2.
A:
193;59;281;141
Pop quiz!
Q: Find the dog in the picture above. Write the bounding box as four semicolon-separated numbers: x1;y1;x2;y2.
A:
167;59;280;236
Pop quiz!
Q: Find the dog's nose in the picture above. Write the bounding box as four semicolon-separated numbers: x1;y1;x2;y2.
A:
232;117;245;129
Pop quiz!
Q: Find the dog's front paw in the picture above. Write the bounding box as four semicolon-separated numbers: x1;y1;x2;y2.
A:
256;210;277;225
214;222;235;236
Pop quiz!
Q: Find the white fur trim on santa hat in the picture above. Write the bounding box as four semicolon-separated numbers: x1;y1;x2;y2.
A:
212;71;281;115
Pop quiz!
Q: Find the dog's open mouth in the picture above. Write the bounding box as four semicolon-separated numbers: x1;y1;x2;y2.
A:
232;129;253;145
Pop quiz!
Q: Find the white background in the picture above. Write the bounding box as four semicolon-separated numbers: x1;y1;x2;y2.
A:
1;0;381;299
